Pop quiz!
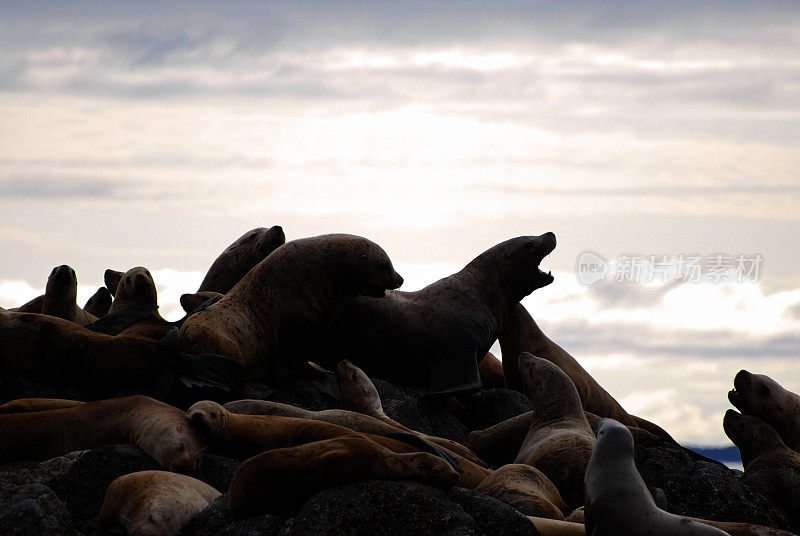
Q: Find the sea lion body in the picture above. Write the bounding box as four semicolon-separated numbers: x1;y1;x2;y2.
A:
9;294;44;313
479;351;506;389
187;400;489;488
315;233;556;394
724;409;800;532
499;303;636;427
224;398;486;467
515;353;596;509
729;370;800;452
198;226;286;294
100;470;220;536
0;310;170;390
227;436;460;517
180;234;404;382
585;418;728;536
0;396;203;471
475;463;568;519
0;398;85;413
83;286;112;318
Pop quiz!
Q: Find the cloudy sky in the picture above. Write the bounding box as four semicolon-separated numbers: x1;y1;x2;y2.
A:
1;1;798;446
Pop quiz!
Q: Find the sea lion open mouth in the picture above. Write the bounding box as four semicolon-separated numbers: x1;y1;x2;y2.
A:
728;370;749;411
532;233;556;288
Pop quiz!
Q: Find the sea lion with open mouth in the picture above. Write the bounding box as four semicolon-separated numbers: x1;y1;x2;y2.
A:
313;233;557;395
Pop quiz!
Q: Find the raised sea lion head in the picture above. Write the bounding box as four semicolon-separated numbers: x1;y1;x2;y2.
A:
104;269;124;297
44;264;78;307
110;267;158;312
186;400;232;438
83;286;113;317
722;409;784;467
336;359;384;415
479;232;556;297
593;418;635;461
728;369;785;418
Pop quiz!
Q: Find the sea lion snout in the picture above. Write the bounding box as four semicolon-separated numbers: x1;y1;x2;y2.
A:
729;370;752;409
389;271;404;289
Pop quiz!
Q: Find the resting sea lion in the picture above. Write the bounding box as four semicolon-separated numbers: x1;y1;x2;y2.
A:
585;418;728;536
180;234;404;382
83;286;112;318
0;310;172;391
314;233;556;394
223;398;486;467
198;225;286;294
9;294;44;313
475;464;568;519
0;396;204;471
187;400;489;488
41;264;96;326
0;398;84;413
729;370;800;452
515;353;595;509
227;436;460;517
724;409;800;532
100;470;220;536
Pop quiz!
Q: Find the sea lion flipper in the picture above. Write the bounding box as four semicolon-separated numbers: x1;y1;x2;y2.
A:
383;431;463;474
173;353;245;392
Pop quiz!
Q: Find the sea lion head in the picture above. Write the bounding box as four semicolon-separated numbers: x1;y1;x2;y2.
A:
180;291;223;314
406;451;461;488
336;360;384;414
186;400;232;438
45;264;78;305
354;240;404;298
138;415;205;474
111;267;158;311
593;418;635;461
487;232;556;296
722;409;783;466
84;286;113;317
728;369;785;418
251;225;286;258
104;268;124;297
123;495;183;536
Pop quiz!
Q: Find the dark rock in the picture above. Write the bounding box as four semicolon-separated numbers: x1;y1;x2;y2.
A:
0;483;75;536
373;380;469;443
635;442;789;529
180;495;285;536
279;480;537;536
447;487;540;536
195;454;239;493
47;445;160;535
459;388;533;431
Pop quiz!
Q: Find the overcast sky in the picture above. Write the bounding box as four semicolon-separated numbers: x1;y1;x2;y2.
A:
1;1;798;446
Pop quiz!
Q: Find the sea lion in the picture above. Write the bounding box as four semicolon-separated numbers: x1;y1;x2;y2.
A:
180;291;223;314
187;400;489;488
227;436;460;517
0;398;84;413
9;294;44;313
100;470;220;536
723;409;800;532
0;396;204;472
314;233;556;394
585;418;729;536
499;303;636;427
83;286;112;318
0;310;173;391
105;268;124;297
475;464;568;519
729;370;800;452
479;351;506;389
515;353;596;509
527;517;586;536
197;225;286;294
223;398;486;467
97;267;172;340
41;264;96;326
180;234;404;383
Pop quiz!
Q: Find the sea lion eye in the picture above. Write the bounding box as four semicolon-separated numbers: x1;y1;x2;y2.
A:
526;240;535;249
359;254;368;261
178;442;186;451
759;385;770;396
